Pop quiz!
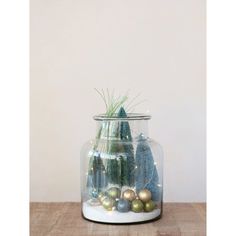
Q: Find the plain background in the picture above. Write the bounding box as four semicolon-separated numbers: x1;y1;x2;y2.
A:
30;0;206;202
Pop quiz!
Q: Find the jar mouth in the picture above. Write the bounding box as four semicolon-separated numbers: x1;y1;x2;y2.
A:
93;113;151;121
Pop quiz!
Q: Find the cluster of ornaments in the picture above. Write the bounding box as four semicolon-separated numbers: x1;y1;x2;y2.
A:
96;187;156;213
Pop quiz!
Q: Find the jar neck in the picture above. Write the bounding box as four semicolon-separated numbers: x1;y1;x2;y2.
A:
95;120;149;140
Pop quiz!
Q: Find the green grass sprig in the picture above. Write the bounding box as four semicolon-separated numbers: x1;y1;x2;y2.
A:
95;89;129;117
94;89;146;116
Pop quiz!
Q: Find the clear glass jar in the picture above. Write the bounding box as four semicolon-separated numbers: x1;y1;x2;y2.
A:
80;113;163;224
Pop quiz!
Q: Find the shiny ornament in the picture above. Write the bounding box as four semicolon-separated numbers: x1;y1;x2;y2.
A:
107;187;121;199
131;199;144;213
144;200;156;212
122;189;136;201
91;189;99;198
102;197;115;211
98;192;106;203
138;189;152;203
116;199;130;213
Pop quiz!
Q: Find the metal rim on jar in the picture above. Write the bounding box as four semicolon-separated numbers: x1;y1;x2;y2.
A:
93;113;151;121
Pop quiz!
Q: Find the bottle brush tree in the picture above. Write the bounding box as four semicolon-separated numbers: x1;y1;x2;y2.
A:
118;107;135;187
135;134;160;201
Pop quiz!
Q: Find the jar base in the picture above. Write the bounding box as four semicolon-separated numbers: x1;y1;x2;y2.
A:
82;201;161;224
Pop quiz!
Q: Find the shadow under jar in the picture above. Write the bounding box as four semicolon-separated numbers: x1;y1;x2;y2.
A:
80;113;163;224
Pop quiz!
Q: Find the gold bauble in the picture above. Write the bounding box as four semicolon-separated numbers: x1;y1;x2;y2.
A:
107;187;121;199
102;197;115;211
144;200;156;212
98;192;106;203
138;189;152;203
122;189;136;201
131;199;144;213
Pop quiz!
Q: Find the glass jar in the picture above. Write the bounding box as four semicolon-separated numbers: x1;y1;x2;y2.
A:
80;113;163;224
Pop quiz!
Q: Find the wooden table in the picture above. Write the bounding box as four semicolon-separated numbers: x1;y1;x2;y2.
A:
30;203;206;236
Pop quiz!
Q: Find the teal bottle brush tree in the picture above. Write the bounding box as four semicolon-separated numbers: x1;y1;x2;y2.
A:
82;89;163;224
106;106;135;187
135;134;160;201
118;107;135;186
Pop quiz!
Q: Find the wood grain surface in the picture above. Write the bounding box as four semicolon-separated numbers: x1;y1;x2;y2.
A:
30;203;206;236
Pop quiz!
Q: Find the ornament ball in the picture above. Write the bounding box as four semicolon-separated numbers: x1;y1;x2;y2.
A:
144;200;156;212
122;189;136;201
102;197;115;211
91;189;98;198
116;199;131;212
107;187;121;199
98;192;106;203
131;199;144;213
138;189;152;203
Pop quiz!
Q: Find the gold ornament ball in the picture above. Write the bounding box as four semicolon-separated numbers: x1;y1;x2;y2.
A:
98;192;106;203
102;197;115;211
138;189;152;203
144;200;156;212
122;189;136;201
131;199;144;213
107;187;121;199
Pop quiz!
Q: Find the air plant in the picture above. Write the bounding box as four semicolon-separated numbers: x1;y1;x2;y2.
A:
94;88;129;117
94;88;146;116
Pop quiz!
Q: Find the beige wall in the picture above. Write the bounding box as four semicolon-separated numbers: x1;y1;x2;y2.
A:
30;0;206;202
